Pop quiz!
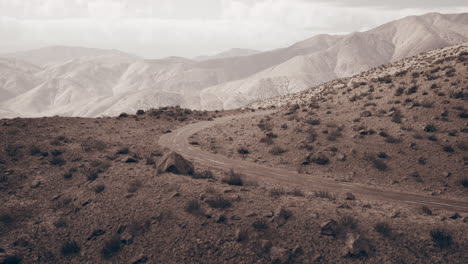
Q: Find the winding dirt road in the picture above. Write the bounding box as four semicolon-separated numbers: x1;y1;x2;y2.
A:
159;110;468;213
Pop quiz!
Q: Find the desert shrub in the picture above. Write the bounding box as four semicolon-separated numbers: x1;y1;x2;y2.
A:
278;208;293;220
29;145;42;155
116;147;129;155
377;152;389;159
81;139;107;152
442;145;454;153
205;195;232;209
421;101;434;108
423;124;437;133
0;212;14;225
260;137;274;145
430;228;453;249
193;170;215;179
375;222;392;237
237;146;249;155
269;146;287;155
345;192;356;200
101;236;122;259
306;119;321;125
257;120;273;131
185;199;202;215
394;87;405;96
266;132;278;138
327;129;342;141
253;219;268;231
406;85;418;95
127;180;142;193
5;144;21;157
288;188;304;196
461;178;468;188
314;190;336;201
384;136;401;144
412;72;420;78
421;206;432;215
378;75;392;83
2;255;22;264
0;175;8;183
391;110;403;124
222;170;244;186
270;187;286;197
61;241;81;256
94;184;106;193
50;156;66;166
339;215;358;230
365;153;388;171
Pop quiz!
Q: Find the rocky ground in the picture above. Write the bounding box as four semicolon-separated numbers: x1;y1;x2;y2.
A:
1;46;467;263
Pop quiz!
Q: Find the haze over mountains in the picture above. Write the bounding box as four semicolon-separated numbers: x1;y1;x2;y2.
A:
1;12;467;118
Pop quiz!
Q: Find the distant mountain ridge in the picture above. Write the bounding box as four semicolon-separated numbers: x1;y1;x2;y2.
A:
0;12;467;118
194;48;261;61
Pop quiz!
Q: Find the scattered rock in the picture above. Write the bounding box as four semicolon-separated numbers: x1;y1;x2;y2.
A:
336;154;346;161
320;220;339;236
157;152;194;175
87;229;106;241
131;255;148;264
214;214;226;223
125;157;139;163
341;233;371;258
270;246;291;264
30;179;41;188
337;204;352;209
235;228;248;242
260;240;272;253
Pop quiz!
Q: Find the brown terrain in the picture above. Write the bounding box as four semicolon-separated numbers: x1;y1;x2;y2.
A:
1;44;467;264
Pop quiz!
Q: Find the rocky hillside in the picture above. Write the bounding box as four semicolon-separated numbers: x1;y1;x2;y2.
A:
1;12;467;118
194;43;468;198
1;107;467;263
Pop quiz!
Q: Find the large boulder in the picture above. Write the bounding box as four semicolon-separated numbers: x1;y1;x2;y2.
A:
341;233;371;258
320;220;339;236
157;152;194;175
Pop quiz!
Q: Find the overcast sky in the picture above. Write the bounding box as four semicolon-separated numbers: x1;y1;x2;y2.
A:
1;0;467;59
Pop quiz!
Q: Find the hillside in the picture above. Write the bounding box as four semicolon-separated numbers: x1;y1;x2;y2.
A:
193;43;468;198
1;12;467;118
1;109;467;264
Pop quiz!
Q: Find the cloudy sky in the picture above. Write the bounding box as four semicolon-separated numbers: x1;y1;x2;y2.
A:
1;0;467;59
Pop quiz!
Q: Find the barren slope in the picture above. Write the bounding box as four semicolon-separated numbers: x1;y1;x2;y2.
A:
194;44;468;199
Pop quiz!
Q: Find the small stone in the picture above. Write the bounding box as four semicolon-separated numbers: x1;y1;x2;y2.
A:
310;212;319;219
214;214;226;223
171;192;180;198
260;240;272;253
443;172;452;178
320;220;339;236
341;233;371;258
125;157;139;163
337;204;352;209
30;179;41;188
131;255;148;264
230;215;241;220
235;229;248;242
270;246;291;264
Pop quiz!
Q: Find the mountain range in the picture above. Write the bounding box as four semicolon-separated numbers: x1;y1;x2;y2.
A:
0;12;467;118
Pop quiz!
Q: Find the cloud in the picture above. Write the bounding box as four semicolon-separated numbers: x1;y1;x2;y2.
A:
0;0;467;58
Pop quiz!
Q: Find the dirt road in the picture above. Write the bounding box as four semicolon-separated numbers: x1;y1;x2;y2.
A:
159;110;468;213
